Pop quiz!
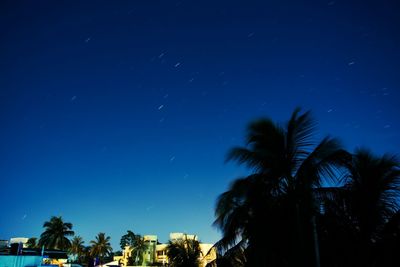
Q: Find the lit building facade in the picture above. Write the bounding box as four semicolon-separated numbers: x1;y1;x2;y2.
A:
119;233;216;267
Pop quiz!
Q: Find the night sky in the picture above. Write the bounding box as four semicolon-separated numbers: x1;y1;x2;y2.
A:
1;1;399;249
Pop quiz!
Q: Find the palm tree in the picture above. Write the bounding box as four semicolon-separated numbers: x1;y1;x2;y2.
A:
39;216;74;250
346;149;400;242
167;235;202;267
206;244;246;267
70;236;85;262
26;237;38;248
90;233;112;264
131;234;147;265
214;109;349;266
320;149;400;266
120;231;147;265
375;211;400;266
315;148;400;266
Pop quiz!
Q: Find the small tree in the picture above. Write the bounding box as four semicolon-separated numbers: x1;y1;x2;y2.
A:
120;230;136;250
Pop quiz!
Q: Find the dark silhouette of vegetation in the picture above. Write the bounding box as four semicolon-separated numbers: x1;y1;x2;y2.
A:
166;235;202;267
81;246;92;266
120;230;136;250
120;230;147;265
90;232;112;264
206;245;246;267
39;216;74;250
318;149;400;267
26;237;38;248
213;109;400;267
126;255;134;266
69;236;85;263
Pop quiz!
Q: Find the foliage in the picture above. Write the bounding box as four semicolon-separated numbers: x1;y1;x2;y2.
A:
166;235;202;267
127;256;135;266
131;234;147;265
80;246;92;266
214;109;400;267
214;109;349;266
39;216;74;250
27;237;38;248
318;149;400;266
69;236;85;262
120;230;147;265
90;232;112;263
120;230;136;250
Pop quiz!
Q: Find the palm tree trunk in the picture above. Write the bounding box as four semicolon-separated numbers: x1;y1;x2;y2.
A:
135;251;139;265
312;216;321;267
295;203;305;266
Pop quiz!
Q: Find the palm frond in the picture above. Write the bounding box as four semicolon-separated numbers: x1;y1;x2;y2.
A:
225;147;264;171
297;137;349;189
286;108;316;166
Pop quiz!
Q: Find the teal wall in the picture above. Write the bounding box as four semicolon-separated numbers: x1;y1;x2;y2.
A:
0;255;42;267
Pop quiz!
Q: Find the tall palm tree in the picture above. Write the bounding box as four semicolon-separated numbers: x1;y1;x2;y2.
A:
320;149;400;266
167;235;202;267
131;234;147;265
346;149;400;242
39;216;74;250
90;233;112;263
70;236;85;262
214;109;349;266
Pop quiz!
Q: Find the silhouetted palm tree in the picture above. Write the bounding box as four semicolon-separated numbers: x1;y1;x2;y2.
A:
206;244;246;267
39;216;74;250
70;236;85;262
375;211;400;266
319;149;400;266
347;149;400;242
90;233;112;263
214;109;349;266
167;235;202;267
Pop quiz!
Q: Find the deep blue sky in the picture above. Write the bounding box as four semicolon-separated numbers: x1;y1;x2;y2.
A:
1;0;399;249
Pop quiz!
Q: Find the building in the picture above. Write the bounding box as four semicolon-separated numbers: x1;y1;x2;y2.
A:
9;237;29;248
119;233;216;267
142;235;157;265
155;233;216;267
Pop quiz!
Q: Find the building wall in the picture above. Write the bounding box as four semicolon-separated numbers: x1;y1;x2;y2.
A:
0;255;42;267
120;233;216;267
143;235;157;265
9;238;29;248
155;233;216;267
